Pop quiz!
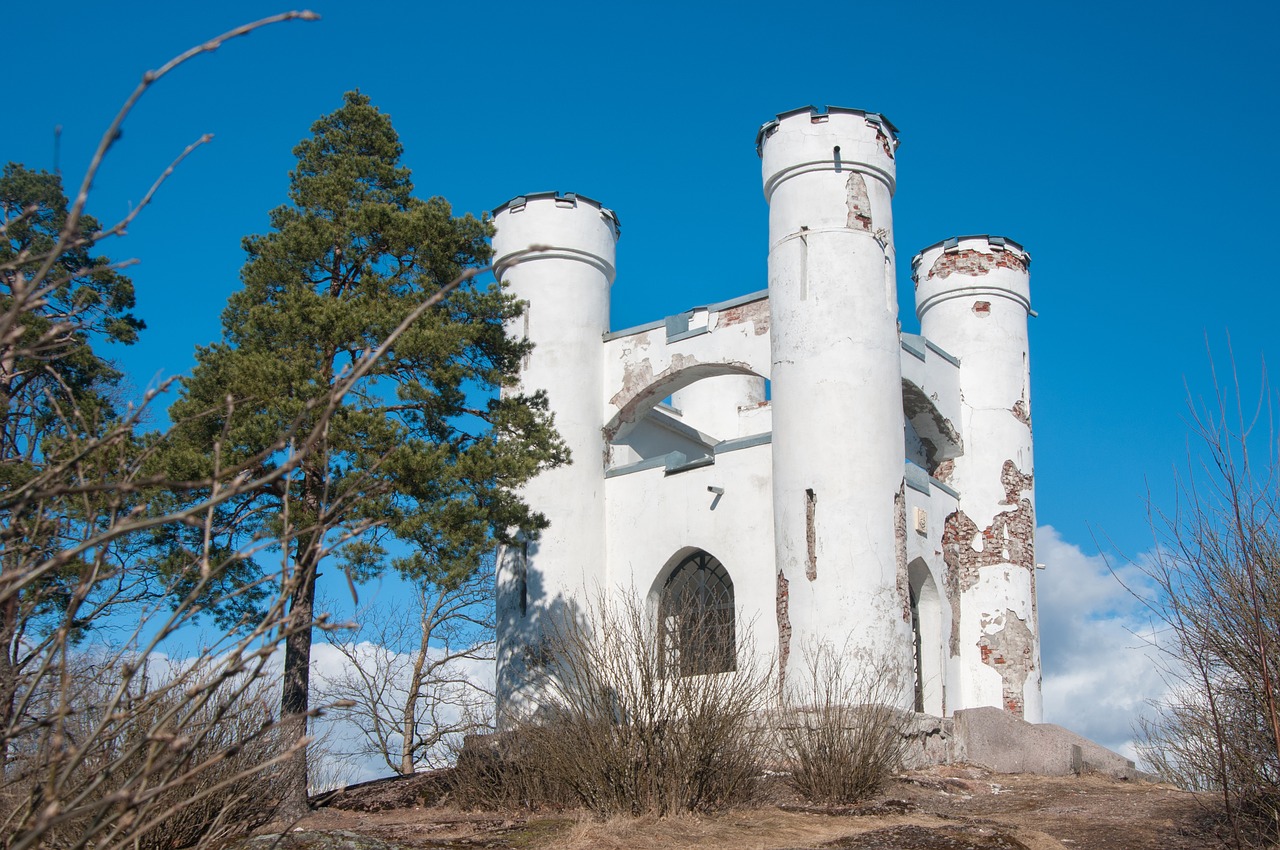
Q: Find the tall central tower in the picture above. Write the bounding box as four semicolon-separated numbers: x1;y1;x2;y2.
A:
758;107;913;695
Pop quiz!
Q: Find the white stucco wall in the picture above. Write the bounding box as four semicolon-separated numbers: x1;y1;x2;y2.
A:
604;442;778;663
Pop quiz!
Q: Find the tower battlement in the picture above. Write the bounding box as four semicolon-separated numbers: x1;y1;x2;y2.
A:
491;190;620;227
914;236;1032;321
491;191;620;283
758;105;899;201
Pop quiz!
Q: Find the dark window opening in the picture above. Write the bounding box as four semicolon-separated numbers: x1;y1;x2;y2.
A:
910;583;924;713
659;550;736;676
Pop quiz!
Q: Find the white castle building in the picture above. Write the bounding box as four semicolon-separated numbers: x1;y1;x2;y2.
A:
491;105;1040;724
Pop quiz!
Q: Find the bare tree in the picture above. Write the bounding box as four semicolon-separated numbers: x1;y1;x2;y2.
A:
1135;359;1280;847
317;558;495;776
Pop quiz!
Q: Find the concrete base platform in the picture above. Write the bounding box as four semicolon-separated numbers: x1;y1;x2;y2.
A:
903;707;1140;780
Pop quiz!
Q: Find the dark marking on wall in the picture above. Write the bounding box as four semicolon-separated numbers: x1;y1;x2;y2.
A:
977;610;1036;717
719;297;771;336
799;229;810;300
895;484;910;623
940;459;1035;655
805;489;818;581
846;173;873;232
927;249;1028;280
776;568;792;691
972;301;991;317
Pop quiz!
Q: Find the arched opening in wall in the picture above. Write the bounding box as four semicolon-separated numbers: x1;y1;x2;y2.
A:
655;550;736;677
908;558;944;715
901;379;962;475
606;367;770;469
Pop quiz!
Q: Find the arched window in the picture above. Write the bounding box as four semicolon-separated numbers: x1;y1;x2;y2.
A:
658;550;735;676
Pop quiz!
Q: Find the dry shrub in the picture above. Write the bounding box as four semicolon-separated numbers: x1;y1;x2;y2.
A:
455;592;772;816
0;659;286;850
451;727;576;811
775;640;909;804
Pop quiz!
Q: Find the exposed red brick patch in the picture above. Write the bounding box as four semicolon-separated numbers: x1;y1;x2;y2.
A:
718;298;771;336
927;249;1027;280
977;610;1036;718
846;172;873;232
933;459;955;484
805;489;818;582
1000;460;1034;507
972;301;991;317
776;569;792;692
875;125;895;160
1012;399;1031;427
895;485;910;623
941;460;1035;657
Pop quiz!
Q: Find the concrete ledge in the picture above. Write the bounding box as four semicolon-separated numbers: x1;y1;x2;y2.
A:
952;707;1139;780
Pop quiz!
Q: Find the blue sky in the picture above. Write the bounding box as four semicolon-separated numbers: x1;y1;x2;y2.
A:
8;0;1280;760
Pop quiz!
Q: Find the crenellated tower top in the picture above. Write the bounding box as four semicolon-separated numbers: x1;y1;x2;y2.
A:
490;191;621;283
913;235;1032;323
757;105;899;202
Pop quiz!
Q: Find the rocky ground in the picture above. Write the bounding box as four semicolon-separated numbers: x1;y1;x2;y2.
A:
248;765;1231;850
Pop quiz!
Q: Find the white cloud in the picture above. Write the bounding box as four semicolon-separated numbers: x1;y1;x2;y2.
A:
308;639;495;789
1036;524;1170;762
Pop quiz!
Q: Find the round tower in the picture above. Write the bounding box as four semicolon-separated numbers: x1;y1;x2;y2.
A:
758;106;913;699
913;235;1041;721
490;192;620;718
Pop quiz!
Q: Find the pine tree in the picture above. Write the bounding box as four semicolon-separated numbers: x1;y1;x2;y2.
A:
165;93;565;815
0;163;145;768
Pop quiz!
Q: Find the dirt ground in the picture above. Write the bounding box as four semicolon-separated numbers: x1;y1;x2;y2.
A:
257;765;1231;850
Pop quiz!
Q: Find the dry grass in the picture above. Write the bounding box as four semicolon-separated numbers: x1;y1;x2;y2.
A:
301;767;1219;850
549;808;919;850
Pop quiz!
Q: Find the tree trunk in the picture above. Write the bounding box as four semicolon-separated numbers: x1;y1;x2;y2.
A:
278;533;320;820
0;593;19;774
401;641;427;776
